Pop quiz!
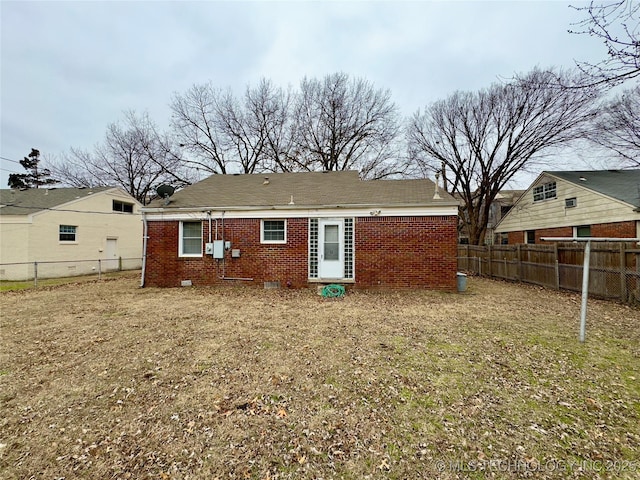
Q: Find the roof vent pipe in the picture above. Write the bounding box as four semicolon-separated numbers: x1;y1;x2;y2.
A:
433;172;441;200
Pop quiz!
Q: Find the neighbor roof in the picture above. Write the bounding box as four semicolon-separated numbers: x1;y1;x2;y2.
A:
548;169;640;208
0;187;113;215
145;171;458;210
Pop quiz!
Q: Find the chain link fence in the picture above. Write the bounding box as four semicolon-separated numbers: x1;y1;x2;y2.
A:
0;257;142;287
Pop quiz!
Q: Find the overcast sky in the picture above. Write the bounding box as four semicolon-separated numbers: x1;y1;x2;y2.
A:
0;0;613;188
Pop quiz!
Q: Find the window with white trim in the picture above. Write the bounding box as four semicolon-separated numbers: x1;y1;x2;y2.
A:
526;230;535;244
179;221;202;257
261;219;286;244
533;181;556;202
59;225;77;242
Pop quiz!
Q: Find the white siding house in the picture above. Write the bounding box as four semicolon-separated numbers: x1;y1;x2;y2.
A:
495;170;640;244
0;187;143;280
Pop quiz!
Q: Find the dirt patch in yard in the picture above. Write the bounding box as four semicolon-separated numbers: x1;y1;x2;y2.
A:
0;275;639;479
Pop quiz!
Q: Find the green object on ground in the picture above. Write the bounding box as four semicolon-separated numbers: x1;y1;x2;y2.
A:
321;284;345;298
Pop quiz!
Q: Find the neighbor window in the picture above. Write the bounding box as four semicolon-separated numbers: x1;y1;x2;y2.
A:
113;200;134;213
533;181;557;202
526;230;535;244
261;220;286;244
179;221;202;257
59;225;77;242
500;205;513;218
574;225;591;238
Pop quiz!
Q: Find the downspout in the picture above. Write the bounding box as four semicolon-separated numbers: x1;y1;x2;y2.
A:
140;211;148;287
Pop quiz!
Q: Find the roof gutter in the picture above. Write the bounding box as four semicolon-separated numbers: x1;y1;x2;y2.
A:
141;201;460;214
140;211;148;288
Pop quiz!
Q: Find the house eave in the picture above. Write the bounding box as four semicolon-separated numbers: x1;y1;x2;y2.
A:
142;202;459;214
142;204;459;220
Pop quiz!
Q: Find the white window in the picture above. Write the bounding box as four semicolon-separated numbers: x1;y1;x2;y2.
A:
526;230;535;244
565;197;577;208
261;219;286;244
533;181;557;202
59;225;77;242
179;221;202;257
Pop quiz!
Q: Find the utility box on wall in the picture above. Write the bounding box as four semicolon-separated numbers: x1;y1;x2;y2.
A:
205;240;225;259
213;240;224;259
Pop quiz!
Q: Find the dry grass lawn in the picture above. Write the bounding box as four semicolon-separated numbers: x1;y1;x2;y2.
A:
1;274;639;479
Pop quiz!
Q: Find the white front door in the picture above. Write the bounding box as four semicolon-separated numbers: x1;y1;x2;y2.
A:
105;238;118;271
319;220;343;279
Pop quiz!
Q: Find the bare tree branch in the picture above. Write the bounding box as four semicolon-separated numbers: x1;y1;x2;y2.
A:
590;84;640;166
407;68;601;245
570;0;640;86
51;111;191;204
292;73;404;178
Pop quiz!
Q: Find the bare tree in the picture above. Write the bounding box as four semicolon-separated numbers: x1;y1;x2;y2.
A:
407;68;600;245
244;79;296;173
51;148;105;188
570;0;640;86
248;80;297;173
52;111;191;204
170;80;292;175
170;83;231;174
170;74;404;178
591;84;640;166
292;73;404;179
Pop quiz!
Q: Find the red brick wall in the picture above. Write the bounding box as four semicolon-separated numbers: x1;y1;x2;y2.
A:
144;218;308;288
144;215;458;290
355;216;458;290
508;231;525;244
535;226;573;243
506;221;637;244
591;221;636;238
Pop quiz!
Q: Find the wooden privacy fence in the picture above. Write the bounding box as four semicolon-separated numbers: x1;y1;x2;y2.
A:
458;242;640;304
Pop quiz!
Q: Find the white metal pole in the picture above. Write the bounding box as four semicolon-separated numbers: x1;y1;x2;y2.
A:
579;240;591;343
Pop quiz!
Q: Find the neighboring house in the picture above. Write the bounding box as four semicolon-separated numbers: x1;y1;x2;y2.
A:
141;171;459;290
0;187;143;280
457;190;524;245
495;170;640;244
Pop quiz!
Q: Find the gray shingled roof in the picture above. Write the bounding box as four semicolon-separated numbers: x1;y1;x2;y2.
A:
0;187;112;215
548;169;640;208
145;171;458;209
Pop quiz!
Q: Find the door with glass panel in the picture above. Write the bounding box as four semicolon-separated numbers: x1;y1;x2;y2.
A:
318;220;343;278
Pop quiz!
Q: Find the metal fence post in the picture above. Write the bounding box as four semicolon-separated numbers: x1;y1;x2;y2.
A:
619;243;627;302
34;261;38;287
580;240;591;343
98;259;102;280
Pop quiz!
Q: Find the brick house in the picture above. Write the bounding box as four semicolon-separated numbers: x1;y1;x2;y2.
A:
141;171;459;289
495;169;640;244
